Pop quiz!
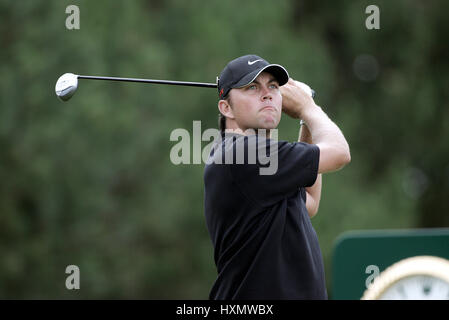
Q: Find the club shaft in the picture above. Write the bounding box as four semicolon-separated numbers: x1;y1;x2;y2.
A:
77;75;217;88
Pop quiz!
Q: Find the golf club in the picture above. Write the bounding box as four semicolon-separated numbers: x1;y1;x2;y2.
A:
55;73;218;102
55;73;315;101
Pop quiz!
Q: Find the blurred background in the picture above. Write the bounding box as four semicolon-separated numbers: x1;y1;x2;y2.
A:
0;0;448;299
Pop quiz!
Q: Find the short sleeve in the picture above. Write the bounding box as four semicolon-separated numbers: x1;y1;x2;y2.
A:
229;135;320;208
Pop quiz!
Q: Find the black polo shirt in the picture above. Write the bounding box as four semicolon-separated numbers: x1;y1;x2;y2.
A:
203;132;327;300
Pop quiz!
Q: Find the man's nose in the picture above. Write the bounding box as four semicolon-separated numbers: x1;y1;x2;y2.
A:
261;86;272;101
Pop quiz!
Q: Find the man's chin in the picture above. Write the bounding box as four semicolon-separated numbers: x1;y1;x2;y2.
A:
259;120;279;130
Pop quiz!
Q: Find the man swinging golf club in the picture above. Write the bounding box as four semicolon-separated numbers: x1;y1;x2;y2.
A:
203;54;351;299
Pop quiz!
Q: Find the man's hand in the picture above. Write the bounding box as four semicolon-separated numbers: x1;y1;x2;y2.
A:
280;78;316;119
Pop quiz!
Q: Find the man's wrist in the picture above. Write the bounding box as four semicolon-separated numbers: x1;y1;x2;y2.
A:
300;105;325;126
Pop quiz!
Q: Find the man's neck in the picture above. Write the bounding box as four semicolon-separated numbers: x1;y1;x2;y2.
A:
224;128;272;138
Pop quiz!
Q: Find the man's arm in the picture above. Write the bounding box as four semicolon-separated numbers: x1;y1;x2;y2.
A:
281;79;351;174
299;123;321;218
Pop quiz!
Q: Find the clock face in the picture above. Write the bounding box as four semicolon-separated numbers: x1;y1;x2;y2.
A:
379;275;449;300
361;256;449;300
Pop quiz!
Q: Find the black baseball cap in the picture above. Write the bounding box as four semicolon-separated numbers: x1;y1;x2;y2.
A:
217;54;290;99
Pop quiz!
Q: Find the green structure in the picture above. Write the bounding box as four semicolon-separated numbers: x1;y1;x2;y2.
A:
332;228;449;299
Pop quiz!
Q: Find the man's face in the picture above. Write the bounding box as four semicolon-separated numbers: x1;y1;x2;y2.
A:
227;72;282;132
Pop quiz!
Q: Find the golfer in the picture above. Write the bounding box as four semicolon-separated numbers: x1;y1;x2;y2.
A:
204;54;350;299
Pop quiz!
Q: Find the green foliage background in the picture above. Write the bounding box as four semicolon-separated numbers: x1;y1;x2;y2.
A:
0;0;447;298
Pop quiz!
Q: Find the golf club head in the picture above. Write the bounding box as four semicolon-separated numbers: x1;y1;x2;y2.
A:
294;80;315;99
55;73;78;101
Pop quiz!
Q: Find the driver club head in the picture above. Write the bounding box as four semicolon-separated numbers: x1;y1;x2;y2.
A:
55;73;78;101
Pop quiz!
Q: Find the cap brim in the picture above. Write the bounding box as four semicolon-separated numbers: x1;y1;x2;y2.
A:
233;64;289;89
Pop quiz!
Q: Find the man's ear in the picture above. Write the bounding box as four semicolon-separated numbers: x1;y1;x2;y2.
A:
218;99;234;119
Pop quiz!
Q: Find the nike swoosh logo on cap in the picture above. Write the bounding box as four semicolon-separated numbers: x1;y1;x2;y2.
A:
248;59;263;65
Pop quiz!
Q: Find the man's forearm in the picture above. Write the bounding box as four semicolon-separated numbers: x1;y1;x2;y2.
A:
301;106;346;148
299;121;312;144
280;78;350;173
298;123;322;217
300;105;351;172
